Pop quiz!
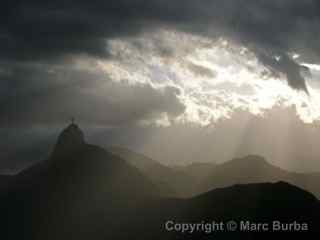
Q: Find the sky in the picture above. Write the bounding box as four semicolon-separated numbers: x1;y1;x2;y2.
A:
2;0;320;173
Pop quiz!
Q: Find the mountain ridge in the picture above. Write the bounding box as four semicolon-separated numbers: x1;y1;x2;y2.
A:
1;124;319;239
110;148;320;199
199;155;320;198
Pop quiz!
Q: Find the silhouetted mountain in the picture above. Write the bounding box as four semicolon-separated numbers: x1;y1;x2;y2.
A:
109;146;196;197
180;182;320;236
0;175;12;192
199;155;320;198
115;182;320;239
173;162;216;179
109;149;320;199
0;123;160;240
52;123;85;158
1;126;319;239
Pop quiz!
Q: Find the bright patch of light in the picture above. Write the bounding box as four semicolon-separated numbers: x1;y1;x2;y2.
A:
97;29;320;126
292;54;300;60
301;63;320;71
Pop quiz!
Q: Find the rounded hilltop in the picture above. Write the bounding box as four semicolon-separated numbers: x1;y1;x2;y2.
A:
52;122;85;157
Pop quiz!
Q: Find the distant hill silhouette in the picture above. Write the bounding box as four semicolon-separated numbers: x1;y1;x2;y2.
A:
0;125;319;239
110;149;320;199
199;155;320;198
109;146;195;197
173;162;216;179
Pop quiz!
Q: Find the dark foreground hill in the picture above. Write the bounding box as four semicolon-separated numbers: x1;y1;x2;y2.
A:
127;182;320;239
0;175;12;191
0;124;319;239
0;123;160;240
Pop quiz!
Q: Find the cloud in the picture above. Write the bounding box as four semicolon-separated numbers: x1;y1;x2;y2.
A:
186;62;217;78
257;52;309;92
99;32;320;125
3;0;320;174
0;61;185;127
2;0;320;91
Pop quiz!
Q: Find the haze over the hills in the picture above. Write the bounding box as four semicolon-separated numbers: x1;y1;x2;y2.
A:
1;124;320;239
110;147;320;199
3;1;320;174
2;1;320;237
4;106;320;175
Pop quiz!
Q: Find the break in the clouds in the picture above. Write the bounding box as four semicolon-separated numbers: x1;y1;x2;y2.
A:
3;0;320;171
2;0;320;88
99;31;320;125
2;0;320;128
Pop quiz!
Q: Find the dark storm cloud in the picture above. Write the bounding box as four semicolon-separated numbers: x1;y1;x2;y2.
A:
3;0;320;172
0;64;185;171
1;0;320;128
257;52;309;92
0;62;185;127
2;0;320;90
0;0;187;61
